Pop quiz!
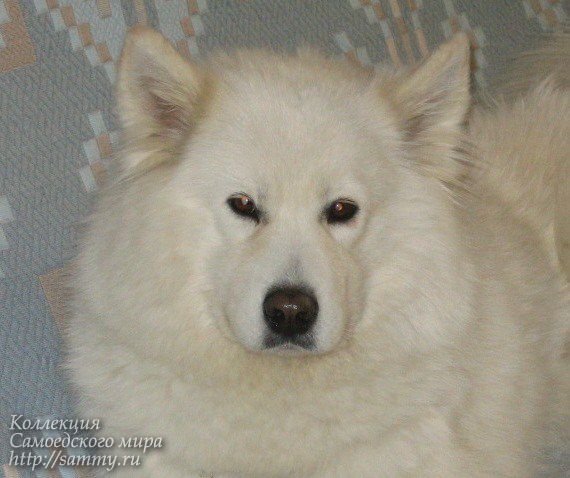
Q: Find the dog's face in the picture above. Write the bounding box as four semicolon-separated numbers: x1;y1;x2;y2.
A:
178;75;393;354
115;28;470;357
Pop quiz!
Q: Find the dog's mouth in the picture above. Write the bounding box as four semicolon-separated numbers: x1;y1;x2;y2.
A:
262;333;316;355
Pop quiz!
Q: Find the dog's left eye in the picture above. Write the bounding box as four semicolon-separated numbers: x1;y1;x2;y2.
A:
227;194;259;222
326;199;359;224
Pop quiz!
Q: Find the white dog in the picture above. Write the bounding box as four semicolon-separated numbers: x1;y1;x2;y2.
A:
66;27;570;477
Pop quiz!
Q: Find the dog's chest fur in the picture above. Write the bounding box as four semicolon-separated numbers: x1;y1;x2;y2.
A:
73;320;463;476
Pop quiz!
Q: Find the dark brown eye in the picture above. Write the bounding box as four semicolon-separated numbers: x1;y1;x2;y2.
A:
227;194;259;222
326;199;359;224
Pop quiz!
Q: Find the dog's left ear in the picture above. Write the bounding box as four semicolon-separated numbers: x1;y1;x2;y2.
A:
116;26;207;175
392;33;471;182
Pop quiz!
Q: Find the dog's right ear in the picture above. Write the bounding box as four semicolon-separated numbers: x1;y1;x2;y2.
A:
116;26;207;175
391;33;471;183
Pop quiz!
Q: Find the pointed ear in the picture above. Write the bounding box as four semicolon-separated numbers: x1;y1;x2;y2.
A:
116;26;207;175
392;33;471;181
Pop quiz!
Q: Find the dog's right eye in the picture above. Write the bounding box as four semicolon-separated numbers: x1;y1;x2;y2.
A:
227;194;260;222
326;199;359;224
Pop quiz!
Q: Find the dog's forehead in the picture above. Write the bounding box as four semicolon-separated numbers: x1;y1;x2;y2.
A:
202;79;375;174
202;112;362;202
181;55;398;203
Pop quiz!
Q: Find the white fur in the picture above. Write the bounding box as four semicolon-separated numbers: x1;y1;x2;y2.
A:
66;28;570;477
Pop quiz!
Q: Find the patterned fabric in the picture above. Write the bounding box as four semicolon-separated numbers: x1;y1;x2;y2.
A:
0;1;568;476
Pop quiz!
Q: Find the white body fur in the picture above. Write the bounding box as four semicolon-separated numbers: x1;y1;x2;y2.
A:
66;28;570;477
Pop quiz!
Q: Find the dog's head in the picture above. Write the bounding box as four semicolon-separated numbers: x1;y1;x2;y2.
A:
110;27;471;358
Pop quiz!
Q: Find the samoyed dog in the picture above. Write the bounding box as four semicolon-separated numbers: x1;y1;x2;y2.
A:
66;26;570;477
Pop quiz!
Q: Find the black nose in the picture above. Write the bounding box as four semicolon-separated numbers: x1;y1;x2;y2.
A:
262;287;319;338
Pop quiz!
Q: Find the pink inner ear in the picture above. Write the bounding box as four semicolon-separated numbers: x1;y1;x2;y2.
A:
149;90;187;131
403;87;456;140
137;74;191;134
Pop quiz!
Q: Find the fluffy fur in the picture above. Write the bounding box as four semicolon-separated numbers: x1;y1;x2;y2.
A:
66;27;570;477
